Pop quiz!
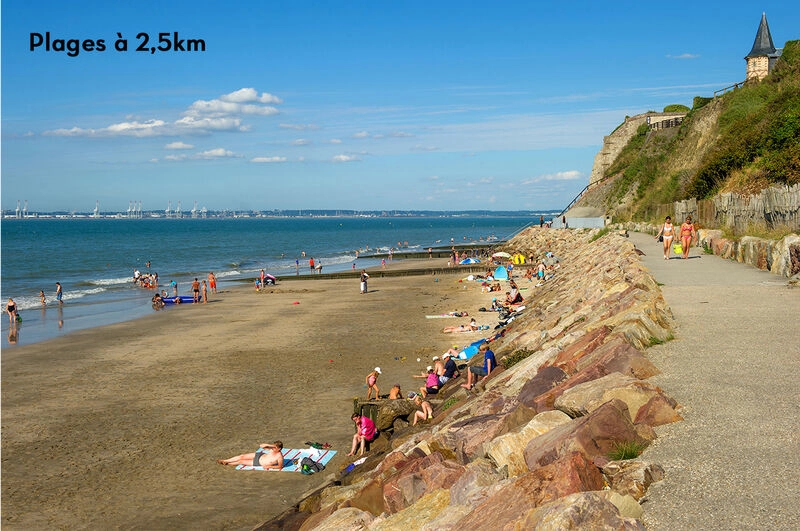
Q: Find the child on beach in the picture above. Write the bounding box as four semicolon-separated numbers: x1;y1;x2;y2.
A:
409;392;434;425
414;366;440;398
202;280;208;303
40;290;47;306
365;367;381;400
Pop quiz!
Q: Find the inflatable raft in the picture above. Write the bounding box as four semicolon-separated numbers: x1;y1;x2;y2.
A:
162;295;195;304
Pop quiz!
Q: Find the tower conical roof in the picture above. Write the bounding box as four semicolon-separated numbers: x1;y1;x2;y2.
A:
745;13;776;58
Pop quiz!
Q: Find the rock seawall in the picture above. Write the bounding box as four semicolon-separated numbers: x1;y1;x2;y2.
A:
259;228;681;530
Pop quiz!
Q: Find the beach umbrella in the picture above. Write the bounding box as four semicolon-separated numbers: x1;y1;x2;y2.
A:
492;251;511;258
459;258;480;264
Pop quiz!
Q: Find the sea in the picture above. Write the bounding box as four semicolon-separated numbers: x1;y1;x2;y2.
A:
1;216;542;347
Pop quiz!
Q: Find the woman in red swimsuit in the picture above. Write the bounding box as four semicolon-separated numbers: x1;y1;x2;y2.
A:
679;216;697;259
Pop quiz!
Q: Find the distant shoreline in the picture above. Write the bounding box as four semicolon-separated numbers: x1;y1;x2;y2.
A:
1;210;558;220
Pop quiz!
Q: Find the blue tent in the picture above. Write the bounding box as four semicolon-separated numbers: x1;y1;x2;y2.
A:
493;265;509;280
459;257;480;264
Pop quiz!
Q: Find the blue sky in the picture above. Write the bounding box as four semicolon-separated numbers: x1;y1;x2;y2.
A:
2;1;797;213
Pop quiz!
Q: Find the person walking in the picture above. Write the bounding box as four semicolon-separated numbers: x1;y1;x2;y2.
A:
655;216;675;260
360;270;369;294
679;216;697;259
55;282;63;305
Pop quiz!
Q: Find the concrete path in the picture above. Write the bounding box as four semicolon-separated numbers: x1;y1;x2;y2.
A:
627;232;800;530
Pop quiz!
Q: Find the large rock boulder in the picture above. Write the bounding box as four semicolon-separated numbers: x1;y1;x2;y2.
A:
602;459;665;501
531;340;660;413
308;506;375;530
382;453;466;514
515;491;646;530
517;366;568;408
455;451;605;527
524;399;652;471
448;458;504;506
370;489;452;531
485;410;572;477
376;399;417;431
553;372;674;421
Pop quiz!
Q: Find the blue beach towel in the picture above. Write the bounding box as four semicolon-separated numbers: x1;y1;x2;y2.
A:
235;448;336;471
459;339;486;360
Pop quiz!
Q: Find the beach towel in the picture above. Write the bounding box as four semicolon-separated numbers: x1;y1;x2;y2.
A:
426;311;468;319
458;338;487;360
235;448;336;471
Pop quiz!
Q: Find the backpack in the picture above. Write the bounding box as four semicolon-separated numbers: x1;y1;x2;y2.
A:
300;457;325;474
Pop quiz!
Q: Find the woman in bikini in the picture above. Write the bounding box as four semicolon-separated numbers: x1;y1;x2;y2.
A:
217;441;284;469
679;216;697;259
655;216;675;260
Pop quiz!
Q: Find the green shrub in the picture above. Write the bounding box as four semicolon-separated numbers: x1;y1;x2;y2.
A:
693;96;713;110
441;396;459;411
589;227;611;242
608;440;647;461
664;104;690;113
501;348;536;369
647;334;674;346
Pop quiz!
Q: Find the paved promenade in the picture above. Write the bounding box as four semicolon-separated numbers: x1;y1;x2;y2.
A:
627;232;800;530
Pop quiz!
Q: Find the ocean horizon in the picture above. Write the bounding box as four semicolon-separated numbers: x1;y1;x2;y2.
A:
1;215;546;347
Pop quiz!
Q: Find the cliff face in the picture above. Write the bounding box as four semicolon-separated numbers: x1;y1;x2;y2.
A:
575;40;800;223
589;112;690;186
577;100;723;219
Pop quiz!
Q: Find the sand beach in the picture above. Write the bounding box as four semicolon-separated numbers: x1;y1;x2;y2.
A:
1;256;490;529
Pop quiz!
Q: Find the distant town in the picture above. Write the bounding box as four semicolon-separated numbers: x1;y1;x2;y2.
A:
2;201;558;220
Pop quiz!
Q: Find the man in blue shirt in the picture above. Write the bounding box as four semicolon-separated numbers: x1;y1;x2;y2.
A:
461;343;496;390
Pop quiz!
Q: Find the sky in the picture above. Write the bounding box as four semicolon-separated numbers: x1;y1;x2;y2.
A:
2;1;798;213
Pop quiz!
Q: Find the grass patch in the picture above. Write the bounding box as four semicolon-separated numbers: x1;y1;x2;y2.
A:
647;334;674;346
589;227;611;242
608;440;647;461
501;348;536;369
721;222;799;241
441;396;459;411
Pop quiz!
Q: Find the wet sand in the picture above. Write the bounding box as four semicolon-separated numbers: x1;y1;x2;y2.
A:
1;257;494;529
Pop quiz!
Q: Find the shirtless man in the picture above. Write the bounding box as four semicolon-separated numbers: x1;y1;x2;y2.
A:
207;272;217;294
191;278;200;303
217;441;284;469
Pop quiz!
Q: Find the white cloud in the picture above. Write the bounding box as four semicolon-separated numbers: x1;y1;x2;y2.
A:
43;87;281;138
165;141;194;150
220;88;283;104
390;131;414;138
411;144;439;151
280;123;319;130
251;156;287;163
520;170;583;186
196;148;237;159
184;100;278;117
332;154;360;162
352;131;370;139
667;53;700;60
329;138;342;144
292;139;310;146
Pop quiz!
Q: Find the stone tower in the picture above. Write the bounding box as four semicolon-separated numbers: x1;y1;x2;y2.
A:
745;13;781;81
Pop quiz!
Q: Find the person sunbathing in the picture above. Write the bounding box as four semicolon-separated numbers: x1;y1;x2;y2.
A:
442;319;478;333
217;441;284;469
